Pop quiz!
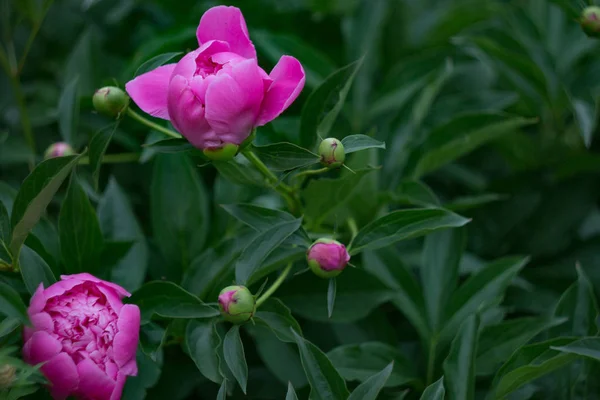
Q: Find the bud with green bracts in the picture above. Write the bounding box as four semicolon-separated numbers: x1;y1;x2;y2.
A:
581;7;600;38
93;86;130;118
307;238;350;278
218;285;256;324
318;138;345;168
44;142;75;159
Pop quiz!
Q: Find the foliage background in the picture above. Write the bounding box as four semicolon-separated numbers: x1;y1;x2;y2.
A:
1;0;600;399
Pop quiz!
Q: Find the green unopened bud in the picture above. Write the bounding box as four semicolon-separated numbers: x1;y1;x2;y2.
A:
93;86;130;118
203;143;239;161
581;6;600;38
307;238;350;278
44;142;75;159
218;285;256;324
0;364;16;389
319;138;345;168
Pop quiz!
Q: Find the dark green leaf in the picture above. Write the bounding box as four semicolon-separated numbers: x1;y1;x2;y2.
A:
18;246;56;294
10;154;84;258
100;240;134;269
134;52;182;77
411;59;454;127
286;382;299;400
142;138;198;154
444;193;505;212
186;319;222;384
128;281;220;324
59;178;104;274
139;323;166;361
300;58;365;148
349;208;470;255
252;142;319;171
572;98;597;148
420;377;445;400
327;278;336;319
552;338;600;361
0;282;28;323
394;180;440;207
0;317;20;338
151;154;209;276
122;349;162;400
89;122;119;191
443;315;479;400
327;342;417;388
292;329;350;400
341;135;386;155
213;157;267;187
235;218;302;284
58;76;80;144
254;298;302;343
217;380;227;400
0;201;9;245
347;362;393;400
223;325;248;394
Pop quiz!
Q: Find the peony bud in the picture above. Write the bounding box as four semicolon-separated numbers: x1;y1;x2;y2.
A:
0;364;16;388
307;238;350;278
581;6;600;38
319;138;345;168
44;142;75;159
218;285;256;324
93;86;130;118
203;143;239;161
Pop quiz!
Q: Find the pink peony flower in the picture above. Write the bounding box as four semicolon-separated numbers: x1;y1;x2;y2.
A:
126;6;306;151
307;239;351;278
23;273;140;400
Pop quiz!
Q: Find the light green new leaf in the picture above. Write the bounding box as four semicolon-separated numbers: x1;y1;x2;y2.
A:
420;377;445;400
286;382;299;400
341;135;386;154
347;362;393;400
443;315;480;400
224;325;248;394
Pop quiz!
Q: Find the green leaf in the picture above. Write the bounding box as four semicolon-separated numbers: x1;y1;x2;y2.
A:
142;138;198;154
139;323;166;361
420;377;445;400
235;218;302;284
18;246;56;294
422;228;465;332
100;240;134;269
98;178;149;292
327;278;336;319
349;208;470;255
59;178;104;274
0;281;28;323
185;319;222;384
128;281;220;324
340;135;386;155
552;338;600;362
443;314;479;400
0;200;9;245
444;193;505;212
327;342;417;388
58;76;80;144
413;114;537;178
440;256;529;344
213;157;268;187
252;142;320;171
254;298;302;343
291;329;350;400
151;154;209;277
572;98;597;148
286;382;299;400
491;338;579;399
300;58;365;148
89;122;119;191
134;52;182;77
0;317;20;338
411;59;454;127
223;325;248;394
217;379;227;400
9;154;84;258
394;180;440;207
347;362;393;400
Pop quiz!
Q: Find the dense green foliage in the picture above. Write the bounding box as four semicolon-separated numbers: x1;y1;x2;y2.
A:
1;0;600;399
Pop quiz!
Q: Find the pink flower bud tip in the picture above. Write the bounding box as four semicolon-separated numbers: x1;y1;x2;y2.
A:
44;142;75;159
581;6;600;37
218;285;256;324
307;239;351;278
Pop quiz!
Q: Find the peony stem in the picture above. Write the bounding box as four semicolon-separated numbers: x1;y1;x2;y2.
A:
255;263;293;308
79;153;140;165
127;108;182;139
347;217;358;239
293;167;328;188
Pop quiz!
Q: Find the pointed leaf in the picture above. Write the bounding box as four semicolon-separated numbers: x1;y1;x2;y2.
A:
89;122;119;190
286;382;299;400
0;200;9;245
443;315;479;400
420;377;445;400
0;281;28;323
223;325;248;394
347;362;393;400
18;246;56;294
327;278;336;319
552;338;600;362
186;319;222;384
58;76;80;144
252;142;320;171
217;379;227;400
254;298;302;343
341;135;386;154
134;52;182;77
0;317;20;338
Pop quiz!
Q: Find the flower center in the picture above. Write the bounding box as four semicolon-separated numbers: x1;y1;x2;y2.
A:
195;56;225;78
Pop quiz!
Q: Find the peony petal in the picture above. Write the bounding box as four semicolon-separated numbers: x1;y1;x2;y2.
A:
42;353;79;400
196;6;256;59
125;64;176;120
256;56;305;126
77;358;115;400
60;273;131;298
28;283;47;314
30;312;53;332
204;58;264;144
23;330;62;364
110;373;128;400
112;304;140;368
171;49;200;81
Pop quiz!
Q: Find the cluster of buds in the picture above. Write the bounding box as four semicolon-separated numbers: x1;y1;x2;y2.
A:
581;7;600;38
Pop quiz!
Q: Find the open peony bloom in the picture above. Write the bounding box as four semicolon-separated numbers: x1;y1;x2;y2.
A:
126;6;305;152
23;273;140;400
307;239;351;279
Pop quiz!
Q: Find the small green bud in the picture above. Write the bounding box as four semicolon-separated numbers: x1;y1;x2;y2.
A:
581;6;600;38
318;138;345;168
218;285;256;324
44;142;75;159
203;143;239;161
307;238;350;279
0;364;16;389
93;86;130;118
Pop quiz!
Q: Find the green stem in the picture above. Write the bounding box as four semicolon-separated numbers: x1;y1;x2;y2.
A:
426;339;438;386
256;263;293;308
127;108;182;139
78;153;140;165
347;217;358;239
17;0;54;75
293;167;328;188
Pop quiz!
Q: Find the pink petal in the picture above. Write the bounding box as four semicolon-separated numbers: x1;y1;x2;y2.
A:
171;49;201;80
256;56;305;126
205;58;264;143
125;64;176;120
77;358;116;400
110;373;128;400
22;330;62;364
42;353;79;400
196;6;256;60
28;283;47;314
60;273;131;298
30;312;53;331
112;304;140;368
